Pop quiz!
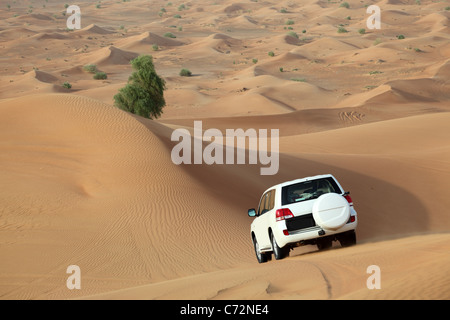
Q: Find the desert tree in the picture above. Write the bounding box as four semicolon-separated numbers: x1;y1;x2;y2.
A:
114;55;166;119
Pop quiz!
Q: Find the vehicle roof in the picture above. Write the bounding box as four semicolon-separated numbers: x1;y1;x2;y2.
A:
263;174;336;194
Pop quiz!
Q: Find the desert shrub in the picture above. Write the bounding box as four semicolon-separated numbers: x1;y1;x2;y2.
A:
286;19;294;25
164;32;176;38
114;55;166;119
287;31;298;38
397;34;405;39
62;82;72;89
291;78;306;82
83;64;97;73
337;26;348;33
358;28;366;34
340;2;350;9
93;72;107;80
268;51;275;57
173;14;181;18
152;44;159;51
179;68;192;77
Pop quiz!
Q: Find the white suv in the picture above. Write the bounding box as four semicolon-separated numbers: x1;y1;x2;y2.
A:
248;174;357;263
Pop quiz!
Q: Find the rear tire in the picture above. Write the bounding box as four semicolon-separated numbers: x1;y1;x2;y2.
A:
339;230;357;247
253;236;270;263
271;233;289;260
316;237;332;251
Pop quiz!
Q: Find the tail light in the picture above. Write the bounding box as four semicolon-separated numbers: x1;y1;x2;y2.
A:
276;208;294;221
344;193;353;206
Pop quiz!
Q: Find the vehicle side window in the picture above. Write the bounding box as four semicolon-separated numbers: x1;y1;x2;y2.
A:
257;193;264;216
258;192;268;216
268;189;275;211
258;190;275;216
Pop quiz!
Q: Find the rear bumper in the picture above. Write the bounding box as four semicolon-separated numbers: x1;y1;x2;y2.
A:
274;216;358;249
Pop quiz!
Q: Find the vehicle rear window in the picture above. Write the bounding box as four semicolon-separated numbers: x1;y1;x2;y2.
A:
281;177;342;205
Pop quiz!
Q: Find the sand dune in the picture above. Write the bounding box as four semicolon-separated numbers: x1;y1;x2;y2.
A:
0;0;449;301
0;94;254;299
416;13;449;33
115;32;184;51
83;46;139;66
180;33;242;58
27;70;60;83
2;93;449;300
31;32;69;41
434;59;450;79
76;24;116;35
85;233;450;300
253;52;308;76
16;13;53;22
0;27;36;40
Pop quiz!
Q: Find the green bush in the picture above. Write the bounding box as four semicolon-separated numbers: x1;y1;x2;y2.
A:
93;72;107;80
114;55;166;119
83;64;97;73
291;78;306;82
268;51;275;57
397;34;405;39
179;68;192;77
358;28;366;35
340;2;350;9
287;31;298;39
164;32;176;38
337;26;348;33
62;82;72;89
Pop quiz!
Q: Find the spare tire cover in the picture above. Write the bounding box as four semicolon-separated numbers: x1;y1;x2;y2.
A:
312;193;350;230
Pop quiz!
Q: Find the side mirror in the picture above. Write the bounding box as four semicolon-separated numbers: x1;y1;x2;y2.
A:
248;208;256;217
